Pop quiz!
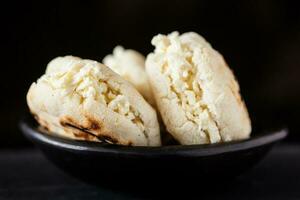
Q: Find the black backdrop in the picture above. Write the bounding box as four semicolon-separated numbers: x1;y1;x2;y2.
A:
1;0;299;148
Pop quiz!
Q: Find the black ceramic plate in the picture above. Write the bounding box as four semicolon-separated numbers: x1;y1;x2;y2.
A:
20;114;287;188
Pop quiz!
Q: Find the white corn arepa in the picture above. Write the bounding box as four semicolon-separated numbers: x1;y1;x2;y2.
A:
145;32;251;145
103;46;155;106
27;56;161;146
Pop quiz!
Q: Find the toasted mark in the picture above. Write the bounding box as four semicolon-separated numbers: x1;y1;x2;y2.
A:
42;124;49;131
63;122;113;143
59;116;76;127
38;125;50;133
60;116;100;131
85;116;101;130
59;116;122;145
97;135;118;144
33;114;50;132
90;121;100;130
60;121;89;134
73;132;96;140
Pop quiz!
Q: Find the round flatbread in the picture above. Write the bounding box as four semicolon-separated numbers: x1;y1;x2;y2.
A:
103;46;155;106
27;56;161;146
146;32;251;145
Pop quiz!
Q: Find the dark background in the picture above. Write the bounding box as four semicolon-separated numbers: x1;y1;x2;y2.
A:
1;0;299;148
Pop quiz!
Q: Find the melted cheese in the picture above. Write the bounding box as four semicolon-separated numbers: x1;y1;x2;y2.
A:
152;32;221;143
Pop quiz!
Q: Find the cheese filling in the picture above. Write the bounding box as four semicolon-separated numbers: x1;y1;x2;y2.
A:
39;59;145;132
152;32;221;143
